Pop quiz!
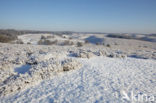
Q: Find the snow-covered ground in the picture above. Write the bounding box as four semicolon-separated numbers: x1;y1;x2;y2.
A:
18;34;51;44
18;33;84;45
18;33;156;59
0;33;156;103
1;57;156;103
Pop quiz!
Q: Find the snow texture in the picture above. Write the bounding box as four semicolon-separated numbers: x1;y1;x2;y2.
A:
0;57;155;103
0;33;155;102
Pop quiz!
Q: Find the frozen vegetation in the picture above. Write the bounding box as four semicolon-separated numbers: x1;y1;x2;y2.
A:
0;33;156;103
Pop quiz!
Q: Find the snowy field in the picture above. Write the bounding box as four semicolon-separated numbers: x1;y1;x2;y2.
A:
1;57;156;103
0;33;156;103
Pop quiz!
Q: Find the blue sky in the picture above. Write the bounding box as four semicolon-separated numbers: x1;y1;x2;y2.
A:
0;0;156;33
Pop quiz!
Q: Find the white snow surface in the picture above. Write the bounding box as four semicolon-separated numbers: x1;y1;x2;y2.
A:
1;57;156;103
18;34;84;45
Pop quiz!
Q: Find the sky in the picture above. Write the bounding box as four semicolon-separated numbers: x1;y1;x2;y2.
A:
0;0;156;33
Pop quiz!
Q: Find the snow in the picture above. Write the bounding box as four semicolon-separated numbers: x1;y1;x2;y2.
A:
1;57;156;103
0;33;156;102
17;33;156;59
15;64;31;74
18;34;84;45
18;34;52;44
85;36;104;44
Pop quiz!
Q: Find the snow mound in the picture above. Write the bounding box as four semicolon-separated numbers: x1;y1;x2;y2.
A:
0;58;81;97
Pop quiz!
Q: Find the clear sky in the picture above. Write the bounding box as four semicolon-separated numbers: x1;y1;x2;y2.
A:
0;0;156;33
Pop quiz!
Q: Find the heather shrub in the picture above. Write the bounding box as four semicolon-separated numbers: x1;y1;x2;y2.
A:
16;39;24;44
38;39;58;45
77;42;83;47
41;35;46;39
62;40;74;45
0;35;16;43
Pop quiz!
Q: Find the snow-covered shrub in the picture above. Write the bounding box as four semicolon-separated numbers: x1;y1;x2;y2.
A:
62;40;74;46
41;35;46;39
107;52;127;58
16;39;24;44
94;50;108;56
106;44;111;47
96;42;100;45
69;37;73;39
0;64;15;83
74;50;95;59
85;40;89;44
62;59;82;71
0;57;82;97
77;42;83;47
43;40;53;45
92;50;127;58
27;42;31;44
47;35;55;38
62;35;68;38
38;39;58;45
114;42;118;45
37;39;43;45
